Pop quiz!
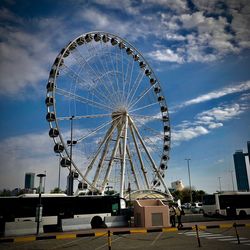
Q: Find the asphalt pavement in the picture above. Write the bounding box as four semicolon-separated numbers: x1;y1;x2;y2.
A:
1;216;250;250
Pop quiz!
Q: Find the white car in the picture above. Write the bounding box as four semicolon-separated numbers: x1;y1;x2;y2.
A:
191;202;204;213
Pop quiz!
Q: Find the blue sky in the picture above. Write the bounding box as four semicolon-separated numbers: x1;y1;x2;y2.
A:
0;0;249;194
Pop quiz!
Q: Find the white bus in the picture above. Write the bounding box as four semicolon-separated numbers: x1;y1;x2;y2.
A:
203;191;250;218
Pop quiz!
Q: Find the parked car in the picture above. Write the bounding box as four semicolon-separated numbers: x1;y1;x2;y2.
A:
181;203;192;209
191;202;204;213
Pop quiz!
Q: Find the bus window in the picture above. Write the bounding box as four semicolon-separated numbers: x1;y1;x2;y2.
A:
203;195;215;205
112;203;119;215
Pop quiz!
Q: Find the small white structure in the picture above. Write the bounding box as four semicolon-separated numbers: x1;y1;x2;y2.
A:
171;180;184;191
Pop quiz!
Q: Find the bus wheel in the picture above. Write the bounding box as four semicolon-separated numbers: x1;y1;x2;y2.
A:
91;216;103;228
239;210;247;219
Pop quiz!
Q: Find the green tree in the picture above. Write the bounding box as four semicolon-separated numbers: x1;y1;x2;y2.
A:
172;188;206;203
50;187;64;193
0;189;11;196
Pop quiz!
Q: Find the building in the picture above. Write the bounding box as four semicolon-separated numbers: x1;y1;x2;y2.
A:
171;180;184;191
233;150;249;191
247;141;250;164
24;172;35;190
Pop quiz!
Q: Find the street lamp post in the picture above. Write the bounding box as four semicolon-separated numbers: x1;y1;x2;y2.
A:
218;176;222;192
67;116;77;196
230;170;235;191
185;158;193;204
36;173;46;235
58;155;61;190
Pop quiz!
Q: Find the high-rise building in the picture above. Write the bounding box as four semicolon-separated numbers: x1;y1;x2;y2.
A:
247;141;250;164
24;172;35;189
233;150;249;191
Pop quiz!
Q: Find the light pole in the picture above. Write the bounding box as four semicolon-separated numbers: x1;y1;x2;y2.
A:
36;173;46;235
230;170;235;191
185;158;193;204
58;155;61;190
43;170;46;193
218;176;222;192
67;116;77;196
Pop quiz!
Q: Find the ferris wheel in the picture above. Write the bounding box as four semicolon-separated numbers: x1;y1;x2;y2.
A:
45;31;172;199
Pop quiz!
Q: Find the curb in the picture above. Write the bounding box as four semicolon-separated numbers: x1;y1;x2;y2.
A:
1;223;249;243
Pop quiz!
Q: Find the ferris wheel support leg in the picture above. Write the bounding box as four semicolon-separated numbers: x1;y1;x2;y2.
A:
126;145;140;190
100;122;124;194
128;118;150;189
120;115;128;198
129;116;173;199
92;131;113;188
93;126;114;187
83;123;116;179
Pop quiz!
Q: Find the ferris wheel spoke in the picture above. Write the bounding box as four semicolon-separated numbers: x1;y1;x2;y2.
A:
124;58;134;101
62;64;110;107
126;57;136;101
115;44;122;96
76;44;119;104
63;52;115;107
120;48;126;105
129;102;159;113
77;114;121;143
90;41;116;95
97;42;120;103
56;87;113;111
56;113;112;121
105;42;121;97
131;114;162;122
126;70;144;106
128;84;155;110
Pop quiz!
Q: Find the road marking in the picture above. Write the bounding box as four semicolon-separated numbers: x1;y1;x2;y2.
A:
218;238;238;241
206;236;234;239
232;239;250;243
151;232;163;246
95;236;122;250
181;229;250;247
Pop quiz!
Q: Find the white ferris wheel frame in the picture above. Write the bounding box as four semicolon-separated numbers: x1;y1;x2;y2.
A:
45;31;172;199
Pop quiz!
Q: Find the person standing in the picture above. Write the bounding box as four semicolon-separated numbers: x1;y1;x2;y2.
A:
175;205;183;229
169;204;176;227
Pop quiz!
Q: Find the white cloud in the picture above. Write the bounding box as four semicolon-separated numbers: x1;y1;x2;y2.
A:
178;81;250;108
172;102;248;146
172;125;209;145
149;1;250;64
0;131;60;191
197;103;245;122
77;8;135;39
0;22;57;97
147;48;184;63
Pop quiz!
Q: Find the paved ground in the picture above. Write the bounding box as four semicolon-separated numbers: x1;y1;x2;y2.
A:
1;220;250;250
0;227;250;249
